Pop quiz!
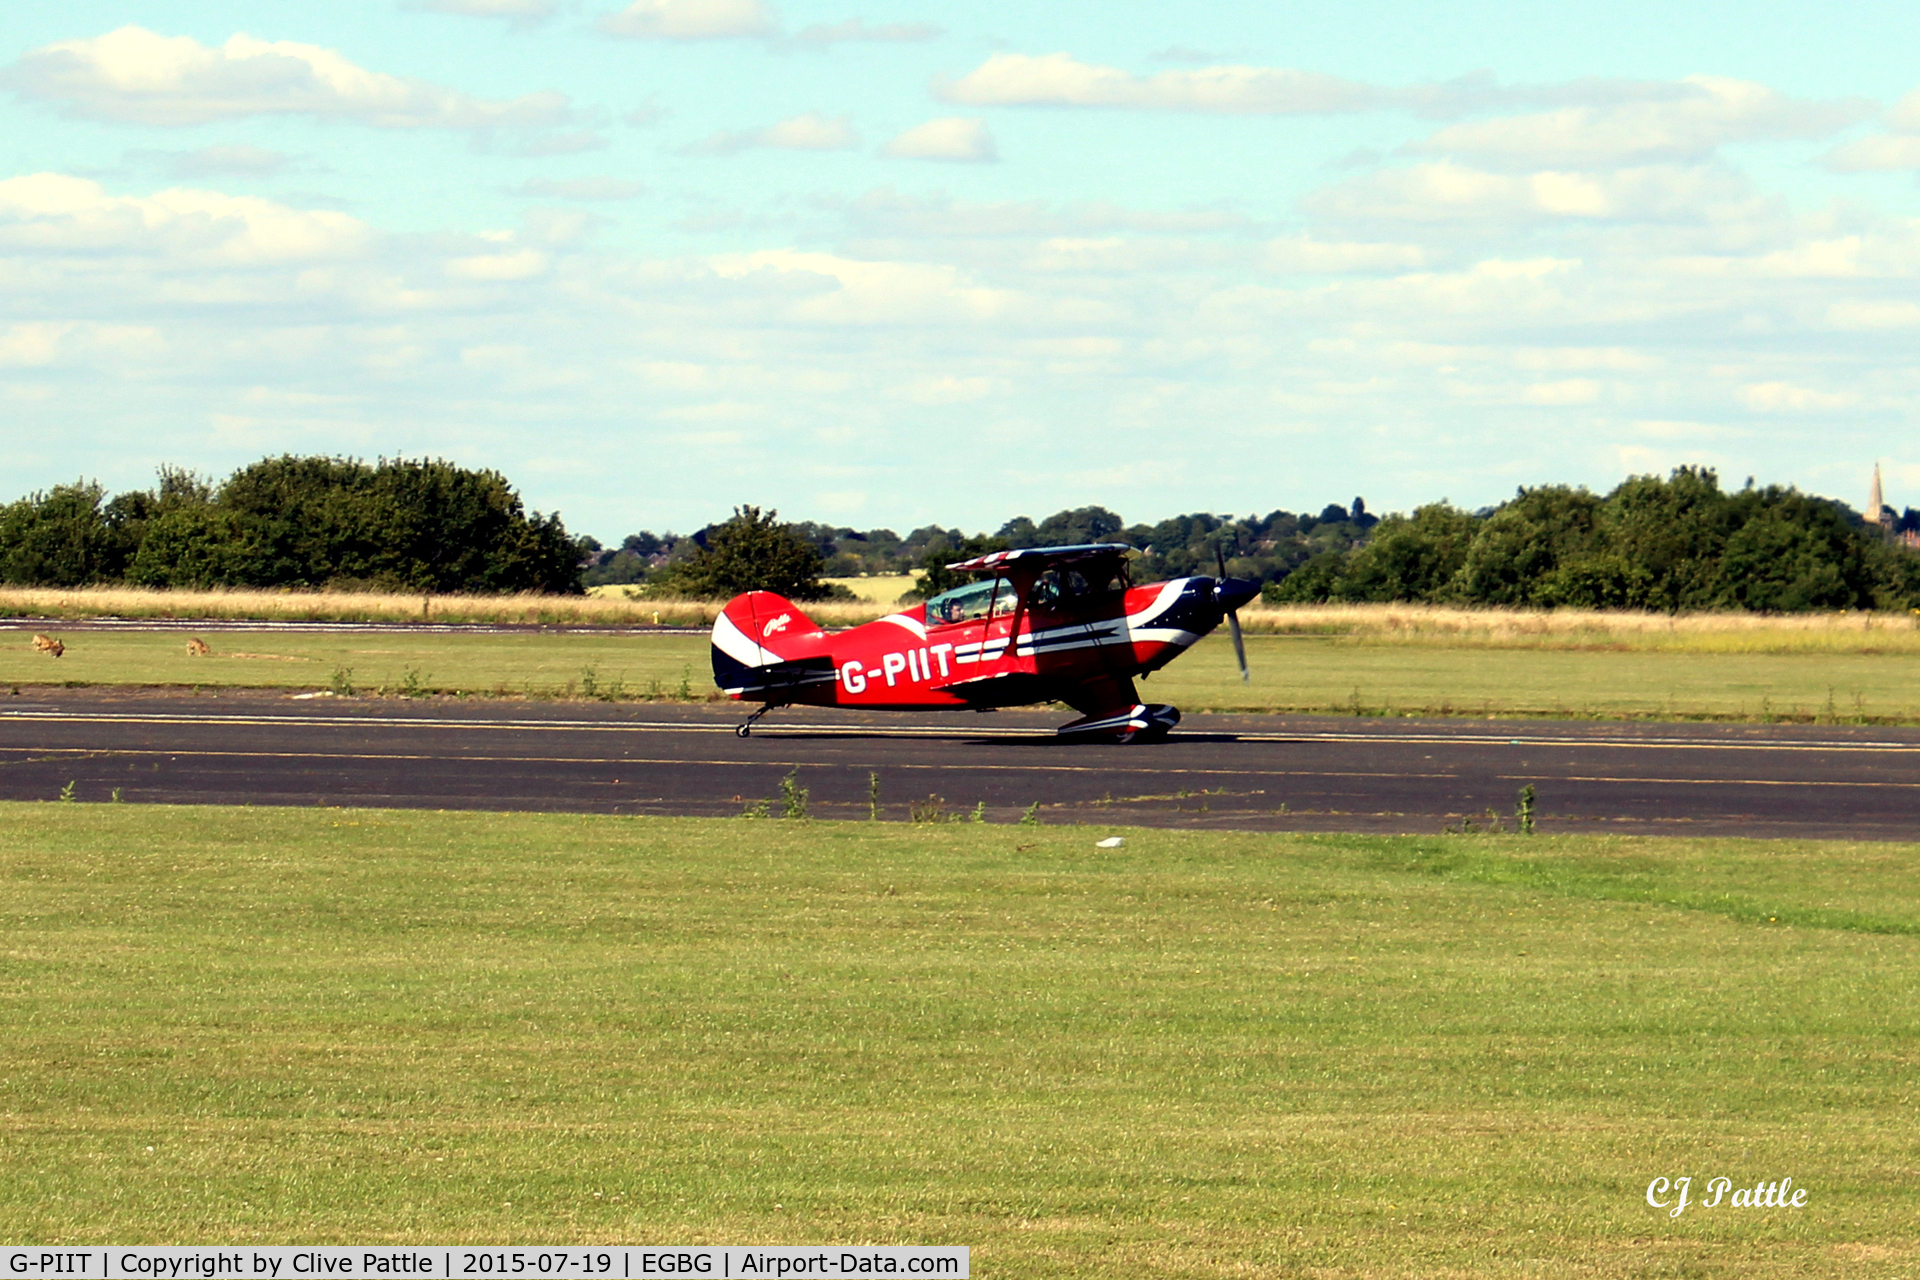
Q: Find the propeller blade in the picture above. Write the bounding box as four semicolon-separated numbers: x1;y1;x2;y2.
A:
1215;545;1250;684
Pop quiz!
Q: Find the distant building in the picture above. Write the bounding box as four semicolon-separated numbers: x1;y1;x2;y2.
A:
1871;462;1897;533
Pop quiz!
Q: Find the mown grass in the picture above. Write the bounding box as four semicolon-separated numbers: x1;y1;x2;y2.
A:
1;806;1913;1275
12;627;1920;724
0;628;727;702
1144;633;1920;722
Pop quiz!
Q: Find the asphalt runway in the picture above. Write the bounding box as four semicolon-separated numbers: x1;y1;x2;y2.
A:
5;687;1920;839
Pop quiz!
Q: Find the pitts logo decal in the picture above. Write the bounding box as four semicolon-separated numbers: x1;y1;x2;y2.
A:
761;613;792;638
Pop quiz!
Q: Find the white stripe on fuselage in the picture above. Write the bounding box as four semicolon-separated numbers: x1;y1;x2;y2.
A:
878;612;928;641
941;579;1207;667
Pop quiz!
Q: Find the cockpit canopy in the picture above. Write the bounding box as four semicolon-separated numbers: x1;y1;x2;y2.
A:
1032;563;1128;607
925;577;1016;627
923;557;1132;627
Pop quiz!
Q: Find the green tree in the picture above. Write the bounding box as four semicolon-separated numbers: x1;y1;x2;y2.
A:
1334;503;1480;602
0;481;122;586
125;506;246;588
1713;489;1874;611
358;459;580;593
1264;550;1349;603
908;533;1008;600
1454;486;1604;606
193;455;580;593
658;506;833;599
1030;505;1126;547
215;455;378;587
1529;553;1653;609
1595;466;1734;611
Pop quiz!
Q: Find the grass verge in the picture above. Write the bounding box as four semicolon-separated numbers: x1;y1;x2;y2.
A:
12;628;1920;724
1;805;1914;1275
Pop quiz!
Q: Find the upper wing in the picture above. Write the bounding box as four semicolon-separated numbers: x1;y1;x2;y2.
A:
946;542;1133;572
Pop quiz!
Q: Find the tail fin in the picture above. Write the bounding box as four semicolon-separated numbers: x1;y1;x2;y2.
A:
710;592;836;699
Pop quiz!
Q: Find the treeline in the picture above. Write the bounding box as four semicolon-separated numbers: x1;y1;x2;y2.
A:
1270;469;1920;611
0;457;579;594
603;471;1920;614
586;499;1382;592
11;459;1917;613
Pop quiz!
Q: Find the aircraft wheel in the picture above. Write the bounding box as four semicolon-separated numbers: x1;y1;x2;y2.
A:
735;723;752;738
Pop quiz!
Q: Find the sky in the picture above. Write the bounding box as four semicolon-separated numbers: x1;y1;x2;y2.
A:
4;1;1920;542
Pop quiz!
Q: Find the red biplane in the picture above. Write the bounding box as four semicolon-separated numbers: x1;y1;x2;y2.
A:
711;542;1259;740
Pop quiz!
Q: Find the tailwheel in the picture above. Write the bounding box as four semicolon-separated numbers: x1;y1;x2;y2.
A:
736;703;775;737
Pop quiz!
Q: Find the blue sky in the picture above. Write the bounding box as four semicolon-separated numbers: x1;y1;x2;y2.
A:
4;1;1920;541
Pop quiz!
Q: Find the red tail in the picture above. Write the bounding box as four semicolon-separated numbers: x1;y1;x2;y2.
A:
710;592;834;699
716;592;821;660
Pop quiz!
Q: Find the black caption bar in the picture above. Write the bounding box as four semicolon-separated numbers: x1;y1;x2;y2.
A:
3;1251;966;1280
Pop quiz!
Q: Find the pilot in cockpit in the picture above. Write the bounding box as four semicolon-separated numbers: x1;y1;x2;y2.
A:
1032;568;1104;608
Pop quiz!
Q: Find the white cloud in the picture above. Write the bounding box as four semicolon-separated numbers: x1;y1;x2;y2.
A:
709;249;1021;324
1265;236;1425;273
895;375;1002;404
600;0;775;40
1818;84;1920;171
794;19;941;45
1824;134;1920;172
882;118;996;162
0;172;369;262
511;176;645;200
840;189;1248;239
937;52;1377;115
0;322;72;367
1827;300;1920;329
481;129;611;156
687;112;857;154
1407;76;1867;168
5;26;567;129
1513;347;1661;372
446;238;549;279
1738;381;1855;412
1890;85;1920;132
1522;378;1601;405
408;0;557;17
1307;161;1760;224
0;321;168;370
148;144;290;177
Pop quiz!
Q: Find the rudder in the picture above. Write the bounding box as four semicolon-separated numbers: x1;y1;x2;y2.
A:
710;592;835;699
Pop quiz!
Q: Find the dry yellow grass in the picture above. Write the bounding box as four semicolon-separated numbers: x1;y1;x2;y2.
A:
0;585;893;629
1236;601;1920;652
9;586;1920;656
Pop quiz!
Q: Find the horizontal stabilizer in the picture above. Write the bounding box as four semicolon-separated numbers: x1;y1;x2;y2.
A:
712;649;838;699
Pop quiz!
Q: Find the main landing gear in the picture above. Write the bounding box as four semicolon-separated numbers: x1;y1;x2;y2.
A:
1056;703;1181;743
736;703;775;737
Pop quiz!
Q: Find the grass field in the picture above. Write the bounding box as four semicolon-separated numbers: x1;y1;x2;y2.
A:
0;627;730;702
13;626;1920;723
2;805;1913;1274
822;575;919;605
